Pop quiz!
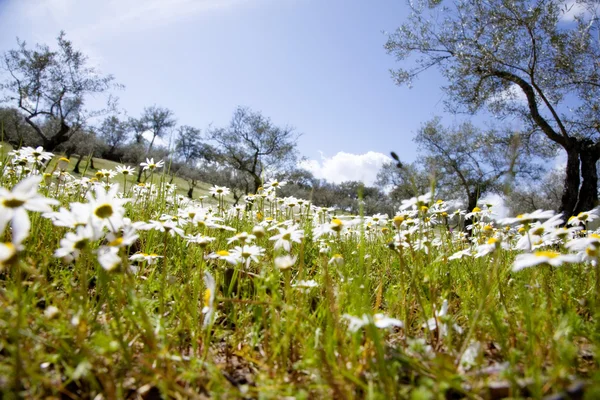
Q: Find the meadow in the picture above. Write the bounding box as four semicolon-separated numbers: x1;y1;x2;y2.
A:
0;145;599;399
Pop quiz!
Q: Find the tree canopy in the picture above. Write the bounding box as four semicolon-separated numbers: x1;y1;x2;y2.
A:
207;106;300;193
415;118;542;212
0;31;117;150
386;0;600;216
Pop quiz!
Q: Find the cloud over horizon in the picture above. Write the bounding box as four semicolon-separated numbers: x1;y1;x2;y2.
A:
300;151;391;186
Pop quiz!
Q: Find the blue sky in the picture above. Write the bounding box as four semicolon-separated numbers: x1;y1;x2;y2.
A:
0;0;469;184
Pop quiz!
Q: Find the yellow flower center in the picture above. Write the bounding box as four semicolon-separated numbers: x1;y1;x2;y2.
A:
586;247;598;258
531;227;544;236
74;239;88;250
534;250;559;259
94;204;114;219
486;237;498;245
3;198;25;208
108;237;123;247
203;288;212;307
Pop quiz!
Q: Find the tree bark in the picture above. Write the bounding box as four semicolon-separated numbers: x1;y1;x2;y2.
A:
45;122;71;151
574;141;600;214
560;146;580;218
73;155;82;174
252;174;262;194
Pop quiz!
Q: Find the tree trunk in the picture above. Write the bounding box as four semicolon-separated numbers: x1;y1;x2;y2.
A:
45;122;71;151
89;156;96;170
252;174;262;194
560;147;580;218
73;155;82;174
574;142;600;214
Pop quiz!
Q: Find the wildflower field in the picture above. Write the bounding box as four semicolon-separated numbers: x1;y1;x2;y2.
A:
1;146;600;399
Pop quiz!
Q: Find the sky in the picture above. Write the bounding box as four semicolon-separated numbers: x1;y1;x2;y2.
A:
0;0;481;185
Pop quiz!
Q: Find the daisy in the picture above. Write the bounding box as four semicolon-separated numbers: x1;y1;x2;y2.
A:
0;175;59;244
499;209;557;226
568;209;599;226
373;314;404;329
116;165;136;176
86;184;130;232
186;234;215;249
343;314;370;332
129;252;163;265
423;299;463;337
329;253;344;266
474;237;509;258
229;244;265;265
0;242;18;270
105;224;139;248
227;232;256;245
512;251;581;272
264;179;286;190
53;225;94;263
206;250;242;265
209;185;231;197
343;313;403;333
134;220;185;237
274;254;297;271
269;224;304;252
202;271;217;328
365;213;389;227
514;214;564;251
23;146;53;165
400;192;432;211
140;158;165;171
292;279;318;289
252;225;266;238
43;202;93;229
98;169;117;179
96;246;121;272
57;157;70;171
448;249;473;260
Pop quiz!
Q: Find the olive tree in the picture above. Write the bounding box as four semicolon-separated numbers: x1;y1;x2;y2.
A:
139;105;176;152
375;159;431;204
98;115;129;159
207;106;300;193
0;31;117;150
414;118;542;213
386;0;600;216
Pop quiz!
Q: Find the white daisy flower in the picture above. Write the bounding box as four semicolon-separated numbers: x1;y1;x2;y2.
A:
0;175;59;244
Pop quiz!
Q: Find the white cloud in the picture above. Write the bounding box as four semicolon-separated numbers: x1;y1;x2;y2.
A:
489;84;528;106
561;1;590;21
299;151;391;186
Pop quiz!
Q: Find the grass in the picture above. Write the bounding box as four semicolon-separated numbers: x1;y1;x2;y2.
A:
0;146;599;399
